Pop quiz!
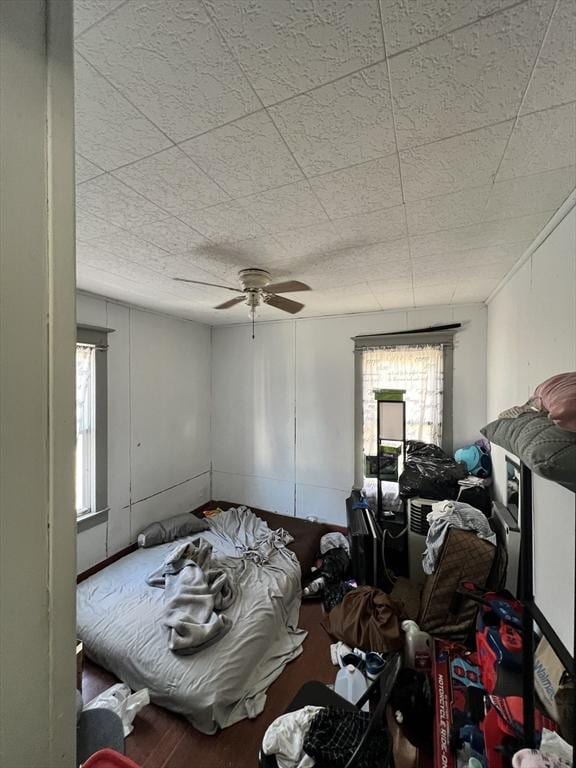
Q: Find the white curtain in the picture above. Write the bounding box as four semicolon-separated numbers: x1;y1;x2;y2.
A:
76;344;94;513
362;344;444;458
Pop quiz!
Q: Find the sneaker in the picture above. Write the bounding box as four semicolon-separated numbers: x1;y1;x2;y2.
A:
365;652;387;680
330;641;353;666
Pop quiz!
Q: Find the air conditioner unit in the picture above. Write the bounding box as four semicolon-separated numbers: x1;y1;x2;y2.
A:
407;497;436;583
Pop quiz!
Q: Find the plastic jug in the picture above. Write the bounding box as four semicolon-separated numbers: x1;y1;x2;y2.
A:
334;664;369;712
401;619;432;671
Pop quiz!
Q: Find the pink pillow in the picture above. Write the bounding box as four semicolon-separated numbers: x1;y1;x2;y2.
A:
533;372;576;432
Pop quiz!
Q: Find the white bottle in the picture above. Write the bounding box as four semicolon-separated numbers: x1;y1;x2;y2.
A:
334;664;369;712
401;619;432;671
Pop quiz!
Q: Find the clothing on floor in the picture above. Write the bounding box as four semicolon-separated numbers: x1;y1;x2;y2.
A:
303;706;389;768
423;500;497;575
512;750;572;768
322;580;355;613
262;706;322;768
320;532;350;555
146;537;236;654
322;586;403;653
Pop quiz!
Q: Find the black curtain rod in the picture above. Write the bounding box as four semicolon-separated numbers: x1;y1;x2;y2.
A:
357;323;461;338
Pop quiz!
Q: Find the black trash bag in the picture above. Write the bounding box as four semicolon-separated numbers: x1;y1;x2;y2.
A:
405;440;446;458
399;456;467;500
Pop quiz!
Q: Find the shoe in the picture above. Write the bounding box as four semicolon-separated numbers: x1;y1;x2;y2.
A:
330;641;353;666
365;652;387;680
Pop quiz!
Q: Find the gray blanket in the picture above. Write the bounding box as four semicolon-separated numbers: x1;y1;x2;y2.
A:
146;538;236;654
77;507;306;733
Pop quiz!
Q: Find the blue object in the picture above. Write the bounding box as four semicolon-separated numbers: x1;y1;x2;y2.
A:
455;445;492;478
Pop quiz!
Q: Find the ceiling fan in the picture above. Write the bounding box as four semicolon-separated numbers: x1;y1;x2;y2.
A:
173;268;311;335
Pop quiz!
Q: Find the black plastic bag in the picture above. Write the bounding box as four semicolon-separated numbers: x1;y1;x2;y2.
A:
399;456;467;500
405;440;446;458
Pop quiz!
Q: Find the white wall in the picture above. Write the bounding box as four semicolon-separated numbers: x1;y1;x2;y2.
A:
212;304;487;525
487;202;576;652
76;293;211;572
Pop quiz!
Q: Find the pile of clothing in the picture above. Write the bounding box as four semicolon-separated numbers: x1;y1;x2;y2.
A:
303;532;355;613
422;499;497;576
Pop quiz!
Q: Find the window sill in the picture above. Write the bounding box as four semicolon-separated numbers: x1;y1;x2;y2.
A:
77;507;109;533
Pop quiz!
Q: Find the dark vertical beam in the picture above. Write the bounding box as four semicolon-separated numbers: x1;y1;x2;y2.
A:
520;463;536;748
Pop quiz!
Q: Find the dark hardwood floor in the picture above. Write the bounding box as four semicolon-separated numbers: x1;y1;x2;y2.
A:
82;601;334;768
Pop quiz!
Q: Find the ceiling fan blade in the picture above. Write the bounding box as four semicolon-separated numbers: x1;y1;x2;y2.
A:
173;277;243;293
214;296;246;310
265;294;305;314
265;280;311;294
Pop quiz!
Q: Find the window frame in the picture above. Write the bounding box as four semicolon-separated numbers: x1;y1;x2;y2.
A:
76;325;110;532
353;330;456;489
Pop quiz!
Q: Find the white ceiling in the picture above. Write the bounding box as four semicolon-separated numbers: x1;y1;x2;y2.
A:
74;0;576;325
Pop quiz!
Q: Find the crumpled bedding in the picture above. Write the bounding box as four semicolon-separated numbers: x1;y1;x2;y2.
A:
77;506;306;733
146;537;236;654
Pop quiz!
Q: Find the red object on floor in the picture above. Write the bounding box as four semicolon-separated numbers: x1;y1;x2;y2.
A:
82;749;141;768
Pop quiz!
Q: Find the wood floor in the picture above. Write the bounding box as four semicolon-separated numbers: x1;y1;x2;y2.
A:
82;601;334;768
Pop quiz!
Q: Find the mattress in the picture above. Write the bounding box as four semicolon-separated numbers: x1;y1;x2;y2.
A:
77;507;306;734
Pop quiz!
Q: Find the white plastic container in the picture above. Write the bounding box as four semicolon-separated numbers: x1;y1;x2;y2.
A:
334;664;369;711
401;619;432;671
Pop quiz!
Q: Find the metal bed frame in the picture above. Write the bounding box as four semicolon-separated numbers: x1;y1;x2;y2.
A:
518;463;575;751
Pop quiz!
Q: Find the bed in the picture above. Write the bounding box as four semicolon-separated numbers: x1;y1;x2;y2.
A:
77;507;320;734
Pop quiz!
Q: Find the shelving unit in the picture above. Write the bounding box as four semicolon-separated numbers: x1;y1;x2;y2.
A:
374;391;406;520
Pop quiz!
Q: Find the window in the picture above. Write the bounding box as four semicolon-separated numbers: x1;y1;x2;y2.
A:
362;344;444;457
76;343;96;516
354;330;455;489
76;326;108;525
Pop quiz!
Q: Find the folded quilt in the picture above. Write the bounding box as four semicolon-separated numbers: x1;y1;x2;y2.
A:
147;538;236;654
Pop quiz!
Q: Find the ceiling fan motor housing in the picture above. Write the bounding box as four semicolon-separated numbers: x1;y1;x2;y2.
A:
238;268;271;291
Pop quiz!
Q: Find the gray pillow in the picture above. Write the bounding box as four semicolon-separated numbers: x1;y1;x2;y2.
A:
137;512;210;548
481;412;576;491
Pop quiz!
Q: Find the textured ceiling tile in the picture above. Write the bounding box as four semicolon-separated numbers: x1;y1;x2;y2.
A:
380;0;521;55
496;103;576;181
483;166;576;221
299;240;411;287
113;147;230;216
75;209;124;243
76;175;169;230
389;0;554;149
181;201;267;242
521;0;576;115
74;0;125;37
268;62;395;176
413;284;457;305
297;291;382;316
400;122;512;202
333;205;407;247
179;111;303;198
76;154;104;184
204;0;384;105
309;155;402;219
135;218;209;255
78;231;174;275
238;180;329;233
181;236;290;284
371;286;415;310
409;212;552;258
274;222;345;260
74;56;172;171
452;279;500;303
405;185;491;236
76;0;260;142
